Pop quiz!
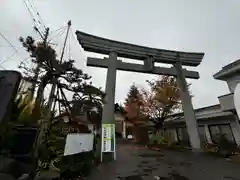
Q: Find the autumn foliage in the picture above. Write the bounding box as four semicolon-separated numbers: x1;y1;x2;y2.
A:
124;75;187;129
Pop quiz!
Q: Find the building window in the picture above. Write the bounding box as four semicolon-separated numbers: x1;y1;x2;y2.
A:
164;130;173;140
209;125;220;143
177;127;189;144
159;130;164;137
177;128;183;141
209;124;234;143
198;126;207;144
219;124;234;142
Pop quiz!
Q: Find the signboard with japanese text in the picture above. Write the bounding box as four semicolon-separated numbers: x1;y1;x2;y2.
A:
102;124;115;152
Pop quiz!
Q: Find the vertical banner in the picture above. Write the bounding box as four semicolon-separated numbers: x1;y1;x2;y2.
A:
102;124;115;152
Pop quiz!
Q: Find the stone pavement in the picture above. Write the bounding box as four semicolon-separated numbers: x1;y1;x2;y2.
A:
87;140;240;180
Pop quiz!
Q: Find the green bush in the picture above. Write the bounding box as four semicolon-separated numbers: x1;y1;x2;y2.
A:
204;143;219;153
149;134;175;147
204;134;238;157
148;133;190;152
218;134;237;153
149;134;164;145
60;151;94;179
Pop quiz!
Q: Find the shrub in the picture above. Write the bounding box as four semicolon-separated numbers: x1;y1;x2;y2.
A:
204;143;219;153
60;151;94;179
218;134;237;153
149;134;176;147
204;134;238;157
149;134;164;145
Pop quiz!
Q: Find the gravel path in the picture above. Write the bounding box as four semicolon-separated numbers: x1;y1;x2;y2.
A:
87;140;240;180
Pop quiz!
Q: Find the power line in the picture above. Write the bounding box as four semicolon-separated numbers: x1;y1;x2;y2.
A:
0;45;17;48
48;26;66;38
0;43;30;68
0;51;18;65
57;28;68;55
22;0;45;37
0;32;18;52
48;26;67;44
0;64;6;70
26;0;46;31
69;26;85;57
22;0;44;36
21;57;31;66
28;0;47;30
68;28;72;60
0;31;32;69
0;56;30;70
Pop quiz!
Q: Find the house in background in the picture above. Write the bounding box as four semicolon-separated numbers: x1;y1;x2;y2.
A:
53;111;95;134
157;59;240;146
115;103;134;138
115;103;150;144
53;103;127;136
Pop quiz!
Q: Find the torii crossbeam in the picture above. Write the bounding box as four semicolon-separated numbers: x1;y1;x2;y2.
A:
76;30;204;162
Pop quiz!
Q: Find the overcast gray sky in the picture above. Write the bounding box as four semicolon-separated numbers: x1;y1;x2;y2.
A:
1;0;240;109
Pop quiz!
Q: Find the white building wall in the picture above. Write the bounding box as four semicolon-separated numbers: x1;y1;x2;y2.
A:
230;119;240;145
218;93;235;111
225;75;240;93
168;116;240;146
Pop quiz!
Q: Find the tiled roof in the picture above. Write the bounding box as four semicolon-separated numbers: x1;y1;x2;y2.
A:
163;104;233;124
165;104;220;119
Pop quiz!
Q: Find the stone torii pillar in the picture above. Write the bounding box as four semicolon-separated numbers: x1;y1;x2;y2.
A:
174;61;201;150
122;120;127;138
100;51;118;162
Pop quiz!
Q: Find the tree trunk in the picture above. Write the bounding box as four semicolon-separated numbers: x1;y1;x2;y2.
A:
32;74;50;157
31;74;49;120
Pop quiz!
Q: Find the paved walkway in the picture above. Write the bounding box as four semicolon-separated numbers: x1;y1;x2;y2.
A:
88;140;240;180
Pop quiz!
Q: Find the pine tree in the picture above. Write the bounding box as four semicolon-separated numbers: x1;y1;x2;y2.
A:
124;83;143;121
125;83;141;104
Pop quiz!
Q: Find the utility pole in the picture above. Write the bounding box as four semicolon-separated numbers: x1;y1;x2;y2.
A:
30;27;49;99
46;20;71;119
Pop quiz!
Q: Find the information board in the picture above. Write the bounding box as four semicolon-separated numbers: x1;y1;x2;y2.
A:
64;133;94;156
102;124;115;153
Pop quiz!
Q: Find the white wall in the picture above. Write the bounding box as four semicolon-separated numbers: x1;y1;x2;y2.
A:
226;75;240;93
218;93;235;111
230;119;240;145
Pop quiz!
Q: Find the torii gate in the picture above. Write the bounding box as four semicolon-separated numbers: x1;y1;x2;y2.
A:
76;31;204;162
